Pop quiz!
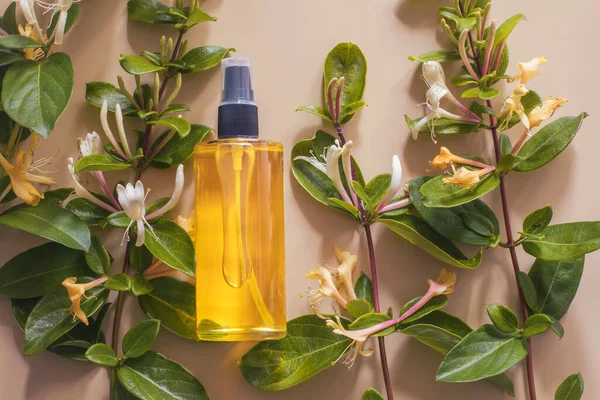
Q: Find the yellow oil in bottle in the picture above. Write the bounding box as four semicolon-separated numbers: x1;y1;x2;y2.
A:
194;138;286;341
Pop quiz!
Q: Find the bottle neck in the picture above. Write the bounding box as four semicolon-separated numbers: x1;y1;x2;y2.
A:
218;103;259;139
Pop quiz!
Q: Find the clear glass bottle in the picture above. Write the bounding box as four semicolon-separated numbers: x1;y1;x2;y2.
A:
193;58;286;341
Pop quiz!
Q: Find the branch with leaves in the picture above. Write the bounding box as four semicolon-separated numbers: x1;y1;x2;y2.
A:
0;1;233;399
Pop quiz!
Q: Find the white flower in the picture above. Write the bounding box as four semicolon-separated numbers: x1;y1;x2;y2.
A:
35;0;78;45
326;316;375;366
376;155;402;211
78;132;102;157
410;82;449;141
305;266;348;318
116;164;184;247
16;0;43;39
100;100;132;160
422;61;446;87
63;157;117;212
116;180;150;247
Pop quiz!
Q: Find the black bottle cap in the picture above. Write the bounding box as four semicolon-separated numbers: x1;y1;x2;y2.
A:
218;58;258;139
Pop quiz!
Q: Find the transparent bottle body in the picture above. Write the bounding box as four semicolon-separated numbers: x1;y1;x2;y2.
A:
194;138;286;341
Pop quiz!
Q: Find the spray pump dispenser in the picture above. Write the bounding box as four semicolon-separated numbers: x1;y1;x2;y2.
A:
194;58;286;341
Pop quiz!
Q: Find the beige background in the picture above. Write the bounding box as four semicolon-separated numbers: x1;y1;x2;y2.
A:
0;0;598;399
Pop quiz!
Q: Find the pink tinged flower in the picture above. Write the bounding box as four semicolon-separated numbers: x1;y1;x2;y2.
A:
340;141;358;207
458;29;480;80
325;141;353;205
398;268;457;322
116;180;153;247
305;266;348;318
326;316;376;367
376;155;404;212
62;277;107;325
100;100;130;160
146;164;184;220
63;157;118;212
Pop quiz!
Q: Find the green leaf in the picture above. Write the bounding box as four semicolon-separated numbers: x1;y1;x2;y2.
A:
131;273;154;296
486;304;519;333
144;220;195;276
296;105;331;122
364;174;391;207
105;274;132;292
0;242;90;298
180;46;234;74
523;205;553;234
2;53;74;137
120;55;165;75
24;280;108;356
115;381;139;400
85;343;118;367
351;181;371;208
150;124;211;168
339;100;367;123
122;319;160;358
138;277;198;341
349;312;395;337
74;154;132;173
409;50;461;63
0;201;91;251
515;113;587;172
555;373;584;400
528;257;584;319
494;14;527;45
436;324;528;382
184;7;216;28
85;81;137;115
239;315;352;391
161;103;190;116
398;295;448;324
0;3;19;34
516;271;539;311
354;272;374;308
406;115;480;136
324;43;366;121
499;134;512;156
523;313;553;338
346;298;373;319
118;351;209;400
550;316;565;339
408;177;499;246
127;0;177;24
451;74;478;87
420;173;501;208
148;117;191;138
130;245;153;272
380;213;482;269
523;222;600;261
399;310;515;395
44;189;111;226
361;387;385;400
0;35;42;49
85;234;112;276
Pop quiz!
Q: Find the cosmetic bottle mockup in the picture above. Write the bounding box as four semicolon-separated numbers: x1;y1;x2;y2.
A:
193;58;286;341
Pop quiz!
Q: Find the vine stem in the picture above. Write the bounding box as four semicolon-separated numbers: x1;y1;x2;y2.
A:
456;3;537;397
109;29;185;399
336;127;394;400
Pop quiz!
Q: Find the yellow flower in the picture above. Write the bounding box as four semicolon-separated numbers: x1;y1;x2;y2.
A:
510;56;547;84
62;277;107;325
527;97;568;130
18;24;45;61
175;213;195;241
500;84;530;131
332;246;358;301
305;266;348;318
326;316;375;366
442;167;486;189
429;146;456;170
428;268;457;296
0;142;55;206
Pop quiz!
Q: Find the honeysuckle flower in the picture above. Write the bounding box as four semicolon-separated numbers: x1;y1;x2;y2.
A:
305;266;348;318
36;0;75;45
442;166;492;189
330;247;358;301
146;164;184;220
175;212;195;241
15;0;43;40
429;146;491;171
499;84;530;131
62;277;107;325
509;56;547;84
78;132;102;157
375;155;412;213
527;97;568;130
458;29;480;80
398;268;456;321
0;144;55;206
63;157;117;212
327;77;345;123
326;316;376;366
100;100;130;160
18;24;45;61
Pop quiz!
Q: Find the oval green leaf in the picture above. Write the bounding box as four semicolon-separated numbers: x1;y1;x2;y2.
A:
239;315;352;391
105;273;132;292
523;205;553;234
85;81;137;114
523;222;600;261
555;373;584;400
180;46;234;74
420;173;501;208
120;55;165;75
0;35;42;49
74;154;132;173
2;52;74;137
144;220;195;276
122;319;160;358
494;14;527;45
85;343;118;367
380;214;483;269
148;117;191;138
486;304;519;333
523;313;553;338
0;201;91;251
324;43;366;119
362;388;385;400
150;124;211;169
409;50;461;63
85;234;112;275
